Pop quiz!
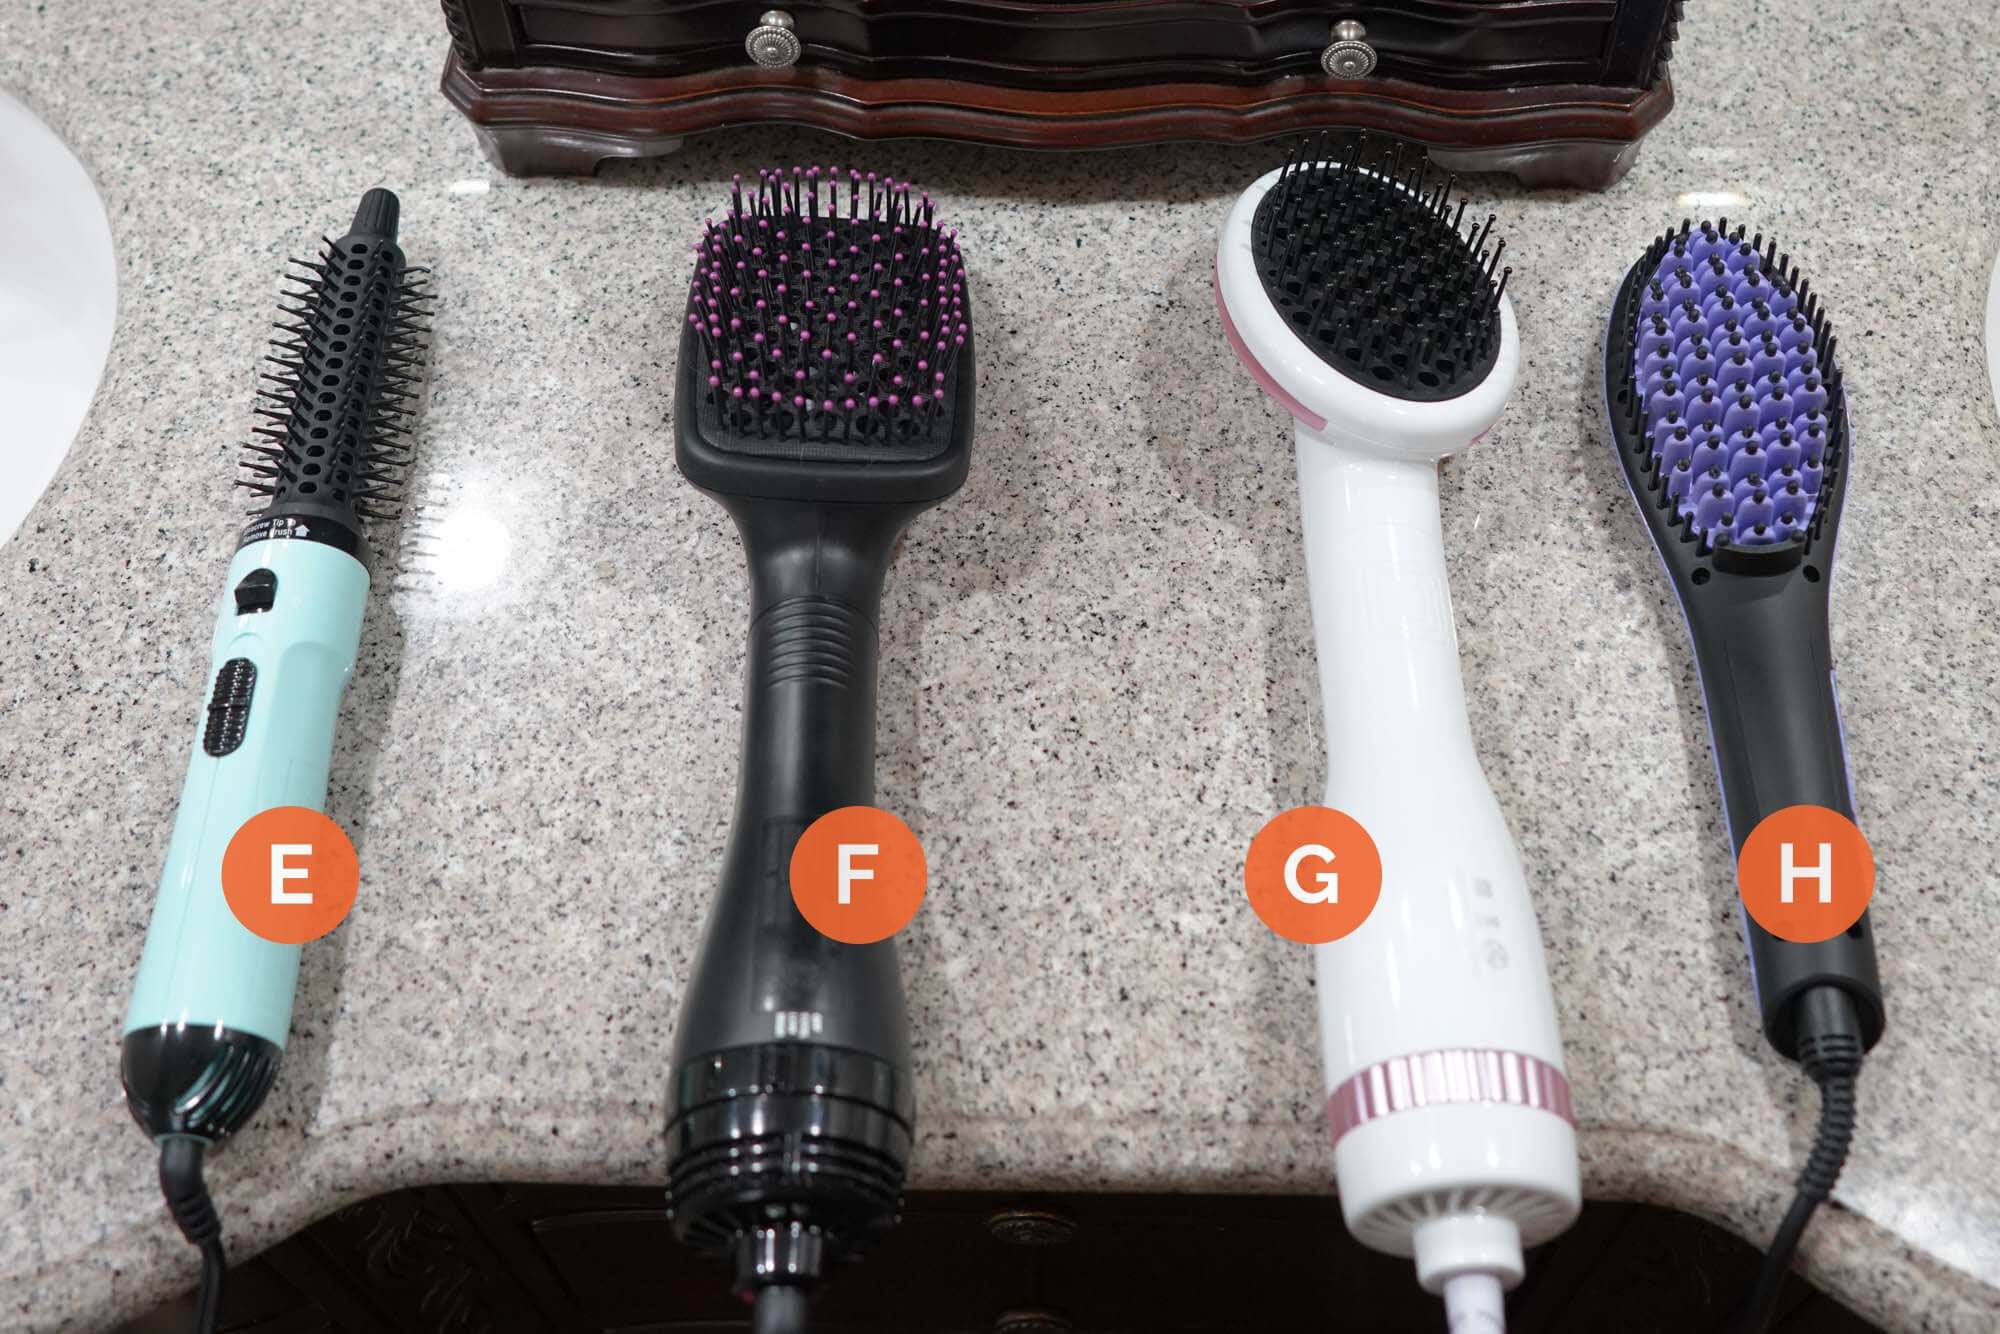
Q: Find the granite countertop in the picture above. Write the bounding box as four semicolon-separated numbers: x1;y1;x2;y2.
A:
4;1;1998;1329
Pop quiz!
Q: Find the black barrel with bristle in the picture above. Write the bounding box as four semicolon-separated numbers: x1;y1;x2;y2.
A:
237;188;432;554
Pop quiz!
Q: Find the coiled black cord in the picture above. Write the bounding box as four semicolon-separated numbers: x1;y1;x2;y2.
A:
1738;986;1864;1334
157;1137;225;1334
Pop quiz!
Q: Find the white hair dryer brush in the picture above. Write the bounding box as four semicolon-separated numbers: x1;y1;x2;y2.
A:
1216;136;1580;1333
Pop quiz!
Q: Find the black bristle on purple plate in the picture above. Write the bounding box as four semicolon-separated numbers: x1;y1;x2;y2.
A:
1612;219;1846;559
1251;133;1508;402
686;166;970;462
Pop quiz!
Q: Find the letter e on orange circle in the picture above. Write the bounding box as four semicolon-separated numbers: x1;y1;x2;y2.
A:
221;806;360;945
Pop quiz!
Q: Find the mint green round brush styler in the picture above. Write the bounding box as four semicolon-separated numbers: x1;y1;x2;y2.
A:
120;189;430;1334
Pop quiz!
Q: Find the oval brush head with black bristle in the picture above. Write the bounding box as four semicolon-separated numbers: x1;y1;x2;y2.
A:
239;188;433;540
1610;219;1846;559
684;166;970;463
1252;134;1510;401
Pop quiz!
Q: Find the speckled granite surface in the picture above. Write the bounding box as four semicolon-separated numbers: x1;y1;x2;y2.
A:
3;1;1998;1329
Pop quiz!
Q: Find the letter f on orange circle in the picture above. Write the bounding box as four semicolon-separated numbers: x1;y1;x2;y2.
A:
837;843;879;905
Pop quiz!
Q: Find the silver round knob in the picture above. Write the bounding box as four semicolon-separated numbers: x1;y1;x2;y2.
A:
746;10;802;68
1322;20;1377;78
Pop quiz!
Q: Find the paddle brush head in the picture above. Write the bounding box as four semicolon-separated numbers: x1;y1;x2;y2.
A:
1252;134;1507;401
676;166;974;504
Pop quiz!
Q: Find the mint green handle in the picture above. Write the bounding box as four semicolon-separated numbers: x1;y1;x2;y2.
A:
122;540;369;1048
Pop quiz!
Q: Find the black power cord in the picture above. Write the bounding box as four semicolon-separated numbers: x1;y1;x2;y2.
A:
1738;986;1865;1334
157;1136;225;1334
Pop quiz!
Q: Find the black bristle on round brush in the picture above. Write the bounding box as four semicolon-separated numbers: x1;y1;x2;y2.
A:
239;193;431;526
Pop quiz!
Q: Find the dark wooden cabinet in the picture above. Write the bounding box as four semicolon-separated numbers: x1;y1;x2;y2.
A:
438;0;1683;184
480;0;1646;90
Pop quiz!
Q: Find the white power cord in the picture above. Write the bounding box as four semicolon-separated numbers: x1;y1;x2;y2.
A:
1441;1271;1506;1333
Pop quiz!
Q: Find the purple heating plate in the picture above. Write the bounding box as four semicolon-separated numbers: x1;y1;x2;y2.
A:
1631;221;1836;550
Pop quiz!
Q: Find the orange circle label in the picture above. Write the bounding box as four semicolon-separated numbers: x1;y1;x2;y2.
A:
1244;806;1383;945
221;807;360;945
1737;804;1874;943
789;806;927;944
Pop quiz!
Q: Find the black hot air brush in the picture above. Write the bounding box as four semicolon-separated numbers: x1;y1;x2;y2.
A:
664;167;973;1334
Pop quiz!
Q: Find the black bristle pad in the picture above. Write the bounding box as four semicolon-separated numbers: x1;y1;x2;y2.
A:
1616;219;1845;555
1251;135;1508;402
239;215;432;523
687;167;969;460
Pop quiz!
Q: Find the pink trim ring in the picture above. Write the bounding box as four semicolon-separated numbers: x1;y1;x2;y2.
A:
1326;1047;1576;1148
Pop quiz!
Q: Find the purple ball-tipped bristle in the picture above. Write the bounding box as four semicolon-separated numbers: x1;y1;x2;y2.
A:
686;167;968;455
1628;221;1843;551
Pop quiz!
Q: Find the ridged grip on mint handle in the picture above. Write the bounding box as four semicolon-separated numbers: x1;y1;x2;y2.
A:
669;497;917;1070
1685;575;1884;1059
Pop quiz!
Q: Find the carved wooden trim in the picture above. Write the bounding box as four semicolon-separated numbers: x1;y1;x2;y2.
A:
1652;0;1687;86
440;53;1673;184
438;0;480;71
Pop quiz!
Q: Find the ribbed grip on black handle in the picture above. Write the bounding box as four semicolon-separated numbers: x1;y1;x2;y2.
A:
665;498;922;1287
670;499;916;1067
1688;581;1885;1059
